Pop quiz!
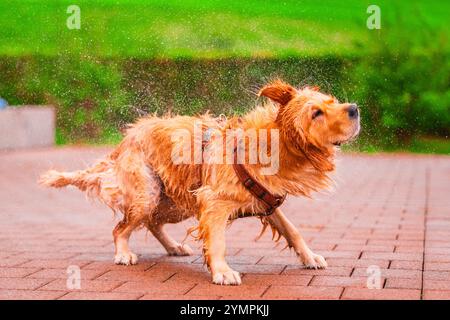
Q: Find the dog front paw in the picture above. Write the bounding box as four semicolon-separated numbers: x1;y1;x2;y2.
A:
167;243;194;256
212;269;242;285
300;251;327;269
114;251;138;265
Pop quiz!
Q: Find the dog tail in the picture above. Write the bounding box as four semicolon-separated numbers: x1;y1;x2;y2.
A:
39;166;103;198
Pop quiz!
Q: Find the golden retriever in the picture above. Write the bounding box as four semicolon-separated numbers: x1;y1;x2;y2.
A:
40;80;360;285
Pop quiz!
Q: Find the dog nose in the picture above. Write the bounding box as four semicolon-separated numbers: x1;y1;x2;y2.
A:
347;104;359;119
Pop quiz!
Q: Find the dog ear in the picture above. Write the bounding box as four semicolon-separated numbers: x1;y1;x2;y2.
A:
258;80;297;105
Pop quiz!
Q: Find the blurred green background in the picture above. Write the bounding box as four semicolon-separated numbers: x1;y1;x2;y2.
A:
0;0;449;153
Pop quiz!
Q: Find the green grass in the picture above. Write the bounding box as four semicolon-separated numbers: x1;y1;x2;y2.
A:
1;0;449;58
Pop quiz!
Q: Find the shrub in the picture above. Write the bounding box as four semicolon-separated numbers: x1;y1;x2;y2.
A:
0;56;133;142
348;46;450;148
0;54;448;152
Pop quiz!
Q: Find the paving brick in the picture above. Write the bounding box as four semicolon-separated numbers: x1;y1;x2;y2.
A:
361;252;423;261
335;244;395;252
326;258;390;268
318;250;361;259
397;234;425;241
423;271;450;281
27;268;107;280
368;240;423;247
243;274;312;286
82;260;155;272
54;239;111;247
58;246;113;254
14;252;78;260
96;269;173;282
423;280;450;291
310;276;368;288
236;248;293;256
389;260;423;270
283;266;352;277
312;238;367;245
395;246;424;253
19;259;91;269
424;262;450;271
0;267;40;278
234;264;285;275
346;232;399;240
0;252;13;259
71;253;114;262
256;255;299;265
342;288;421;300
59;292;142;300
194;255;262;265
187;284;268;298
385;278;422;290
0;258;31;268
423;290;450;300
425;254;450;263
147;262;206;274
140;294;221;300
165;272;209;285
113;280;194;295
352;268;422;279
0;278;50;290
264;286;343;299
39;279;123;292
143;253;201;264
0;289;67;300
426;242;450;249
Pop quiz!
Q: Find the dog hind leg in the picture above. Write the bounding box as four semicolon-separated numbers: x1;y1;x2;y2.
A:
148;223;194;256
146;194;194;256
113;219;140;265
113;150;161;265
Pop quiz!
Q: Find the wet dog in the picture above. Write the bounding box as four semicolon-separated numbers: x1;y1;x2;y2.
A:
40;80;360;285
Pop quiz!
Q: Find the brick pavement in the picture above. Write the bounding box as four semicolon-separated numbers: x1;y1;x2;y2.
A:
0;147;449;300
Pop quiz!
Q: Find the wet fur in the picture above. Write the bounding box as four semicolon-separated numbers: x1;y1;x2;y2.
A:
39;80;359;285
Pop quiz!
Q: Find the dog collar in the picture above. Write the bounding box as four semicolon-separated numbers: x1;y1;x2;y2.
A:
201;122;286;219
232;147;286;218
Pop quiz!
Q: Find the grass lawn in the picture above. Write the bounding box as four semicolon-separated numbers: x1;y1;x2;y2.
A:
1;0;449;58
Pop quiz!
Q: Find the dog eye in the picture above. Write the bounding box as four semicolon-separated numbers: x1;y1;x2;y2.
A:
312;109;323;119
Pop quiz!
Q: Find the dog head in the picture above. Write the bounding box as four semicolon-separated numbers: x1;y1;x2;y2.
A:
259;80;360;150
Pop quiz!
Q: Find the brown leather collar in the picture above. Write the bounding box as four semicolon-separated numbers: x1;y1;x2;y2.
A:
200;121;286;219
232;147;286;218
